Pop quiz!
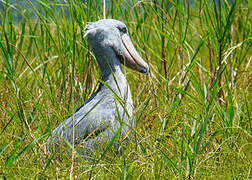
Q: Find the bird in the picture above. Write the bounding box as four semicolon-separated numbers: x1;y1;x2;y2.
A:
47;19;149;157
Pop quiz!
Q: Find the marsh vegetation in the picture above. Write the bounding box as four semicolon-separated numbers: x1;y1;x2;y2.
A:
0;0;251;178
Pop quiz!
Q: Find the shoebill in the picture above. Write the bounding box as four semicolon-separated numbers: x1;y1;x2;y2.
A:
48;19;149;157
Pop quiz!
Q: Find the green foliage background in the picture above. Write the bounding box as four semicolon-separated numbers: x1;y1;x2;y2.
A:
0;0;251;178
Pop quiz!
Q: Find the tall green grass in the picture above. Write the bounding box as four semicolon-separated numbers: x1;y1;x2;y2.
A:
0;0;251;178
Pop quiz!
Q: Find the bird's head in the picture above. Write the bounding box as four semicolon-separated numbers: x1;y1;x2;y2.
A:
84;19;149;74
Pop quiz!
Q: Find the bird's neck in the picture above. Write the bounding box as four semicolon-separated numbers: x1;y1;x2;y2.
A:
100;62;129;98
90;46;133;106
94;50;133;116
92;50;128;97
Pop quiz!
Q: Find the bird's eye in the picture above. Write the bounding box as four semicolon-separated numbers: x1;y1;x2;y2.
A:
119;27;127;34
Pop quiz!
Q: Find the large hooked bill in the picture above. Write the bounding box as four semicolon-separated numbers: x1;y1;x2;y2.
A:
119;34;149;74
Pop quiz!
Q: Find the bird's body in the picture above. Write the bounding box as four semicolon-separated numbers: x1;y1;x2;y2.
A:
48;19;148;156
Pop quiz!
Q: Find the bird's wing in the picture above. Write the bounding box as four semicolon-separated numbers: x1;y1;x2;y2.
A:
49;93;117;146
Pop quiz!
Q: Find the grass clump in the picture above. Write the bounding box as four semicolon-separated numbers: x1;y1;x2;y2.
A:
0;0;251;179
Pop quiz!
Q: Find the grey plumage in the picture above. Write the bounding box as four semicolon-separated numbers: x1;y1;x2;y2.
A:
47;19;149;157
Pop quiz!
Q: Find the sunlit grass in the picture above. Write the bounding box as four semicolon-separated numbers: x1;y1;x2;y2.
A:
0;0;251;178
